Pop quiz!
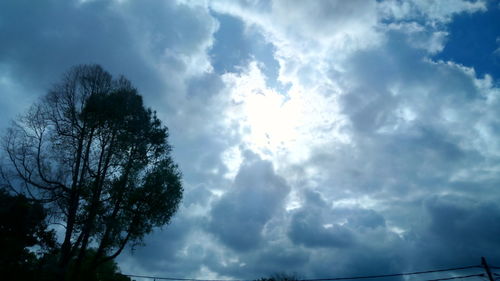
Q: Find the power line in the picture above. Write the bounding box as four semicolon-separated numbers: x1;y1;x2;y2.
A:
425;274;484;281
124;274;262;281
124;265;481;281
124;275;252;281
303;266;481;281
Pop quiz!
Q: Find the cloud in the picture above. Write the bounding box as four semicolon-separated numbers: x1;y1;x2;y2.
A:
289;208;355;249
208;151;290;252
410;194;500;266
379;0;487;24
495;37;500;56
0;0;218;128
203;0;500;277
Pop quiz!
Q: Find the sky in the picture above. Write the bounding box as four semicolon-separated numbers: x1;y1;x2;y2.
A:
1;0;500;280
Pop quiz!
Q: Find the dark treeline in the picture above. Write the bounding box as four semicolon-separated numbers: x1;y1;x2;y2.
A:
0;189;130;281
0;64;183;281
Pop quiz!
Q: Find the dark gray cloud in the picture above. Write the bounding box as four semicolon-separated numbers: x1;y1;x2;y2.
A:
409;195;500;266
0;0;154;93
289;208;355;248
0;0;218;128
204;242;310;279
288;190;355;248
208;151;290;251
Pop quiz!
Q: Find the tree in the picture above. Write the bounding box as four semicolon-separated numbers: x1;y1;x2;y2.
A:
256;273;300;281
66;249;132;281
0;188;56;281
1;64;183;280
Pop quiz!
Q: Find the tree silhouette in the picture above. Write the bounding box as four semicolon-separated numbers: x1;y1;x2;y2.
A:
256;273;301;281
2;64;183;280
0;188;56;280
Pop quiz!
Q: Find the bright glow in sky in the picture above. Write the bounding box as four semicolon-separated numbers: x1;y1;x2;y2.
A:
223;62;302;157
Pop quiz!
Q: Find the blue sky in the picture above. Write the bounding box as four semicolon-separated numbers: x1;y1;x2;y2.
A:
434;0;500;82
1;0;500;280
210;12;281;88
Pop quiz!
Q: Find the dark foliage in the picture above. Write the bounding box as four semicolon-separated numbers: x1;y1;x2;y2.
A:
1;64;183;280
0;188;56;280
257;273;301;281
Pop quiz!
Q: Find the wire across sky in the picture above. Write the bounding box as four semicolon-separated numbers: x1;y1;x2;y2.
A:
124;264;496;281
